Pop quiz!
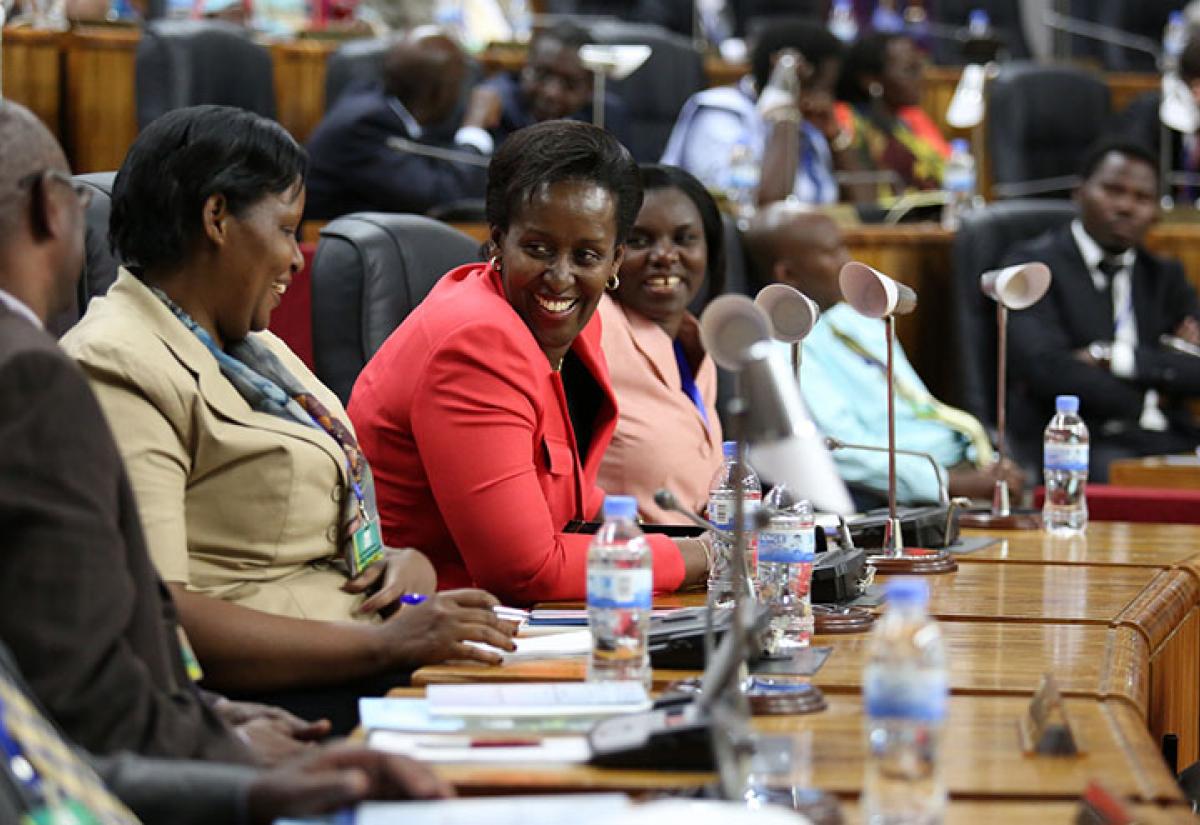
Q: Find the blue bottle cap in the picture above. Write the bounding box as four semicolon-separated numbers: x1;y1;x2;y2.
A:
722;441;737;459
1055;395;1080;414
951;138;969;154
1170;10;1184;25
603;495;638;520
968;9;990;28
886;578;929;605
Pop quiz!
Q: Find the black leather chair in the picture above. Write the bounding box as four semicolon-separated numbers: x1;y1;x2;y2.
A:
311;213;481;405
949;200;1077;428
586;21;705;163
135;20;276;130
50;172;119;337
986;62;1111;199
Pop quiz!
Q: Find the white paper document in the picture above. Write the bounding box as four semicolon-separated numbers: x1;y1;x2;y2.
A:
464;628;592;663
368;729;591;763
426;681;651;717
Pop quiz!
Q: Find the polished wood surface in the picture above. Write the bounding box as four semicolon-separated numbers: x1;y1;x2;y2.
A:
862;801;1198;824
1109;454;1200;490
416;621;1148;714
63;26;139;174
958;524;1200;571
417;694;1182;803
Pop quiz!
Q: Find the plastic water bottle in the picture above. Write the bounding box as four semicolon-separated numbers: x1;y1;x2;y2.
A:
1043;395;1089;535
1164;10;1187;73
871;0;904;34
903;1;932;51
587;495;653;690
726;140;760;224
707;441;762;608
967;8;991;38
941;138;976;230
757;485;816;653
827;0;858;43
863;579;948;825
508;0;532;43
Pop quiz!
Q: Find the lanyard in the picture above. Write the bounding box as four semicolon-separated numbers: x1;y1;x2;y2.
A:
0;695;47;809
673;340;709;428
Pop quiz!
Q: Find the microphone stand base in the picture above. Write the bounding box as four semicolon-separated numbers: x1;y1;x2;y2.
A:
958;511;1042;530
813;604;875;634
867;549;958;575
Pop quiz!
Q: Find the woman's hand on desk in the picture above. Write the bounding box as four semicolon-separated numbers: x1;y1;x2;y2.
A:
213;697;332;765
372;589;519;667
345;547;437;616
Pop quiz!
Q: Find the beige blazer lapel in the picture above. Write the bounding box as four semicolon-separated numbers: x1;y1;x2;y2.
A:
619;301;713;435
111;272;351;484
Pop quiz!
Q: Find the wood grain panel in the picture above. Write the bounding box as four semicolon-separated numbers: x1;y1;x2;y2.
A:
2;28;63;138
958;524;1200;571
1109;455;1200;490
63;26;139;174
270;39;333;144
1145;605;1200;769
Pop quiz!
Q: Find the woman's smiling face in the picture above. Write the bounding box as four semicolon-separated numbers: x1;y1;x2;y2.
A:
493;179;622;366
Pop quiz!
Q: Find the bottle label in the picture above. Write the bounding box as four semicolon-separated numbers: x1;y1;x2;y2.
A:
707;496;759;531
758;527;816;564
864;666;948;722
588;569;652;610
1044;443;1089;472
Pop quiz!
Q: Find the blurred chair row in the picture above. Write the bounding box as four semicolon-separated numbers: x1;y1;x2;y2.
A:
63;171;1199;521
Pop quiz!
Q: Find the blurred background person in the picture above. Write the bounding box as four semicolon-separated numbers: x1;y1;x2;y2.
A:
596;165;724;524
482;21;632;149
834;31;950;201
744;202;1024;507
349;122;712;605
305;28;499;221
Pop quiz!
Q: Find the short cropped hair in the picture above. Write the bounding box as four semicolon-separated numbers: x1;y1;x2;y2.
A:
485;119;642;245
110;105;307;273
638;164;726;296
752;20;844;93
1078;137;1158;183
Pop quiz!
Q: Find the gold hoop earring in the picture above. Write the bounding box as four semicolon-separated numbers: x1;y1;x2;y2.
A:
489;256;502;274
869;81;883;98
606;273;620;291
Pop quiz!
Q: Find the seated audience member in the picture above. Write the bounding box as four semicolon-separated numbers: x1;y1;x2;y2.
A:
662;21;855;206
0;102;453;825
744;203;1024;506
0;101;327;765
833;32;949;201
0;641;451;825
61;106;516;710
483;22;632;149
597;165;724;523
304;28;499;220
1000;140;1200;480
1113;36;1200;206
349;121;712;605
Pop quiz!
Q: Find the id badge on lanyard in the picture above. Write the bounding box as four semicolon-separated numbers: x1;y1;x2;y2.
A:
346;480;384;578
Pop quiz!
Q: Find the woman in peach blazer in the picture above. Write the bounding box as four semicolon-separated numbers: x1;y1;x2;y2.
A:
598;165;725;523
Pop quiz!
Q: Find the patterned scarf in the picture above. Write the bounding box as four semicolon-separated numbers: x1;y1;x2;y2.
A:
152;289;378;556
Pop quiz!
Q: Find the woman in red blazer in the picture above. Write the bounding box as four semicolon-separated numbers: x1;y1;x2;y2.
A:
349;121;711;605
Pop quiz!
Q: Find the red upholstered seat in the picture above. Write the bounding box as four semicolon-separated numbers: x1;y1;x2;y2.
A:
1034;484;1200;525
268;241;316;369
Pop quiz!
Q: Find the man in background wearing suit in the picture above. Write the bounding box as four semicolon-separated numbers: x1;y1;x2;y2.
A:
305;28;498;220
1001;139;1200;480
0;100;451;818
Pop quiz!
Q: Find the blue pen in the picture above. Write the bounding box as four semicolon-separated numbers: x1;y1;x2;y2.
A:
399;593;428;606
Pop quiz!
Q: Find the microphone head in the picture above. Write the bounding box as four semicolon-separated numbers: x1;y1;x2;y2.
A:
980;262;1052;310
754;284;820;343
699;294;773;370
838;261;918;318
653;488;678;512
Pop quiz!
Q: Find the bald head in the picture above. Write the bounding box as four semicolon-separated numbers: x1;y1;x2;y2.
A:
743;203;848;311
383;28;468;125
0;102;68;246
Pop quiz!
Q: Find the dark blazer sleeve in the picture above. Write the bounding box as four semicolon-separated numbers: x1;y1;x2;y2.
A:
1001;232;1147;422
1130;256;1200;395
307;94;487;217
0;337;248;763
92;753;254;825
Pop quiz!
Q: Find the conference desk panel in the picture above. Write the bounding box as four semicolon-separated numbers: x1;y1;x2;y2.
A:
2;27;62;137
414;621;1148;716
958;525;1200;571
418;694;1182;803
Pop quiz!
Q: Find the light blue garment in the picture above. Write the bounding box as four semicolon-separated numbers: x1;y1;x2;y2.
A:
659;79;838;206
793;303;971;504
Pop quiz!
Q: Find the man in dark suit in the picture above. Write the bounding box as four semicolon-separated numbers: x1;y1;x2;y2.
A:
482;22;632;149
0;98;452;823
305;29;497;220
1000;139;1200;480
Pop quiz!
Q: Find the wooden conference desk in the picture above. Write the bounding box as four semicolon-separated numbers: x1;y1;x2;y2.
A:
409;523;1200;806
1110;455;1200;490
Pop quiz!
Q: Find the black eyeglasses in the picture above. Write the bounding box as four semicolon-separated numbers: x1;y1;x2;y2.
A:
18;169;94;209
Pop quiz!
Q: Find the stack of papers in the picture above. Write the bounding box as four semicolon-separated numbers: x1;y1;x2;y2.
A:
464;628;592;662
426;681;651;716
368;729;591;764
